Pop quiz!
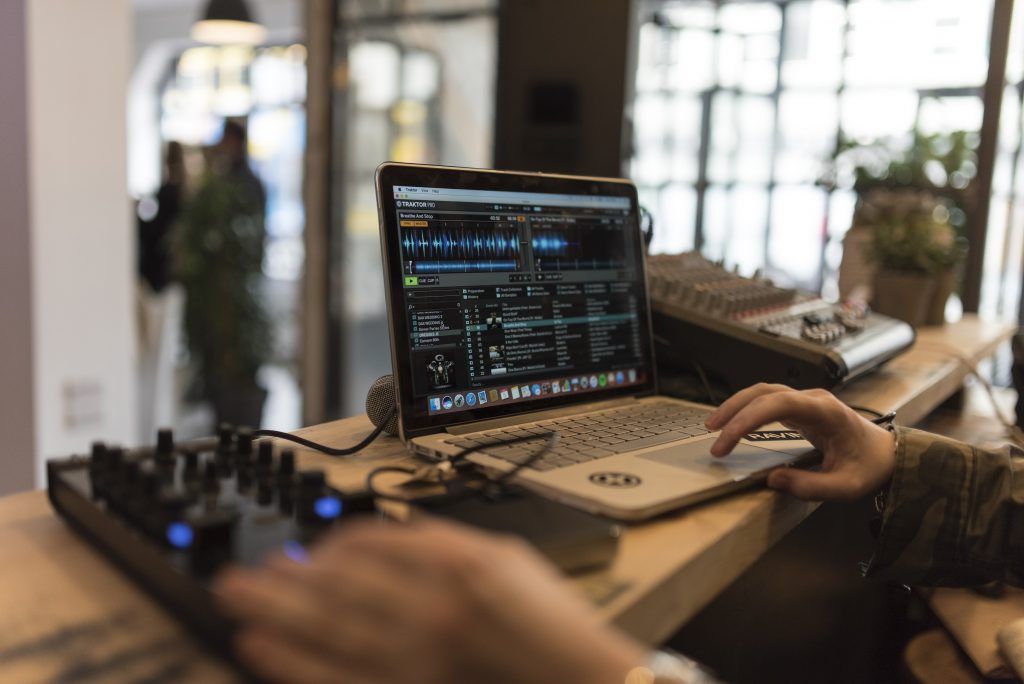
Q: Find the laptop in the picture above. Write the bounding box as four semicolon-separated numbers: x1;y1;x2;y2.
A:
376;163;815;521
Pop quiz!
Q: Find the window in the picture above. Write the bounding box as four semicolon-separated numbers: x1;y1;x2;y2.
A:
631;0;996;304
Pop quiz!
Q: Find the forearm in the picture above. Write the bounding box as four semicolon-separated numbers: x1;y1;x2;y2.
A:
866;427;1024;586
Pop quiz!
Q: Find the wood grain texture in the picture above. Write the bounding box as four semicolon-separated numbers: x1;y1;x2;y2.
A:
0;315;1012;679
0;492;237;683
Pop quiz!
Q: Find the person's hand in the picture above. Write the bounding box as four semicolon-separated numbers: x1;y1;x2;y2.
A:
704;383;897;501
214;518;646;684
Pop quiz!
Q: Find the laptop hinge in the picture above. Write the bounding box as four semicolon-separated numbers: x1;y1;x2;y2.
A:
445;396;639;435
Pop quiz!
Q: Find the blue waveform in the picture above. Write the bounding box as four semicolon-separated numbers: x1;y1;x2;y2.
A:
412;260;519;273
531;233;575;256
535;257;624;271
401;228;520;260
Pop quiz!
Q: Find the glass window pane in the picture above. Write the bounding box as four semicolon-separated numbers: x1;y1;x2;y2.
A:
701;184;730;261
636;23;669;92
776;91;838;183
980;197;1010;318
845;0;991;89
841;89;918;140
350;42;401;109
827;189;857;239
651;184;697;254
917;96;984;136
781;0;844;89
997;88;1021;153
726;185;770;273
768;185;827;287
658;1;716;30
1008;1;1024;84
673;29;717;91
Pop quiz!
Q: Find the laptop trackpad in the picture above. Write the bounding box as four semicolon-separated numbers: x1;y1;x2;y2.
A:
637;440;793;479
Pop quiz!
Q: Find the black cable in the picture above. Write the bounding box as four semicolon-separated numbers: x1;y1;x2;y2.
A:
846;404;897;425
691;361;721;405
253;407;397;456
869;410;897;426
847;404;884;418
366;431;560;503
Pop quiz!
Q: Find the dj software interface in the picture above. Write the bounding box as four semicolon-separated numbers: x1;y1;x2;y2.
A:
391;185;649;416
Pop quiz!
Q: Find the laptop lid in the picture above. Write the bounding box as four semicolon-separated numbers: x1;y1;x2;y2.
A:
376;163;658;439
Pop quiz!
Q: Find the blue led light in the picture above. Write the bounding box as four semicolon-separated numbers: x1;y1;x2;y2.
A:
283;540;309;564
166;522;194;549
314;496;343;520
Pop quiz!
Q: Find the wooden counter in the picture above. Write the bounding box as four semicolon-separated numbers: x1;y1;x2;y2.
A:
0;315;1013;681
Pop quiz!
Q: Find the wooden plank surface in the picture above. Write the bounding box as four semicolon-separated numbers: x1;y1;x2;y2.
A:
926;586;1024;680
0;315;1013;681
0;491;236;683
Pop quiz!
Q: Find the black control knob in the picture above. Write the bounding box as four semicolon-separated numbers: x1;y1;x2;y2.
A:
257;441;274;471
257;480;274;506
159;491;191;520
107;446;124;469
299;470;325;492
278;450;295;478
189;510;238;575
183;450;200;473
296;470;343;526
88;442;108;499
156;428;174;455
217;423;234;453
236;427;254;459
141;469;163;497
203;461;220;493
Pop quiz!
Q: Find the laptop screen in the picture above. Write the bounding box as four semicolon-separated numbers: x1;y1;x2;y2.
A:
377;165;656;436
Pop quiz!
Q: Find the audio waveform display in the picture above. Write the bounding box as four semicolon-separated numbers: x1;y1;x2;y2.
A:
532;225;628;271
402;228;520;260
411;260;519;273
402;225;523;274
531;234;574;256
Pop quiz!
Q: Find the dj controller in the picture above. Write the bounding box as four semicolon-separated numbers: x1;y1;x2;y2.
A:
46;425;375;669
647;253;916;393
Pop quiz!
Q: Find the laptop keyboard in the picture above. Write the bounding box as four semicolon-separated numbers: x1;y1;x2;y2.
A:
445;400;714;472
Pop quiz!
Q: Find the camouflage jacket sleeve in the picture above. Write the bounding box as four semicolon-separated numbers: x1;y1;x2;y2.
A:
865;427;1024;586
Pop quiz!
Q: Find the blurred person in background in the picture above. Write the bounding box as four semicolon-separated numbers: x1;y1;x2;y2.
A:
177;120;271;428
138;141;185;293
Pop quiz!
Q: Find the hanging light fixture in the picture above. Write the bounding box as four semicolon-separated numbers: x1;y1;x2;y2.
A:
191;0;267;46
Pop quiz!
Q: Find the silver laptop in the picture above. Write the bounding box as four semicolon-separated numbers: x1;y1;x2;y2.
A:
376;163;815;521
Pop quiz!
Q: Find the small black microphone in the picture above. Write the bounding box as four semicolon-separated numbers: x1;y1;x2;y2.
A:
365;375;399;436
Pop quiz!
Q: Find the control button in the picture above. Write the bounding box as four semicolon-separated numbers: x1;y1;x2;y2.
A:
88;442;108;498
299;470;326;491
257;441;274;471
217;423;234;453
313;496;343;520
190;510;238;575
166;521;194;549
278;450;296;478
156;428;174;457
203;461;220;494
236;427;254;463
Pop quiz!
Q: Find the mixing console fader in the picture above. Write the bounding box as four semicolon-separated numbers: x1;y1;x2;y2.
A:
647;253;916;392
46;425;375;671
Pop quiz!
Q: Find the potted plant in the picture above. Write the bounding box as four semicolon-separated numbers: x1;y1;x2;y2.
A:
865;190;967;326
826;131;976;325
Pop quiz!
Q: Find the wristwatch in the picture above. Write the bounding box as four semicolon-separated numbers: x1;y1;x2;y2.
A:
626;649;722;684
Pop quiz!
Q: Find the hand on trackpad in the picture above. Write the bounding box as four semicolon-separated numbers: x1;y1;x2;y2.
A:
638;440;794;478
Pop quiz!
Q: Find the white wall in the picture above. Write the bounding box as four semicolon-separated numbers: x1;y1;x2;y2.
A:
25;0;138;486
0;0;36;495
